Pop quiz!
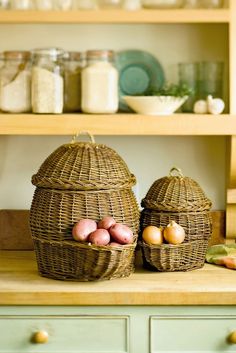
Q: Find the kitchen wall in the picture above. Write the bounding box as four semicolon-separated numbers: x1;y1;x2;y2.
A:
0;23;228;210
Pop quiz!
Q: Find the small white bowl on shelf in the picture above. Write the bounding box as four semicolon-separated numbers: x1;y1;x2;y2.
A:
123;95;188;115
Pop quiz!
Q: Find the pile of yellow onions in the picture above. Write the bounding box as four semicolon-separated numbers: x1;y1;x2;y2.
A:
142;221;185;245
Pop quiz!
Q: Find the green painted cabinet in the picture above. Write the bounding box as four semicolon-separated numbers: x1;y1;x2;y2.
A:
0;306;236;353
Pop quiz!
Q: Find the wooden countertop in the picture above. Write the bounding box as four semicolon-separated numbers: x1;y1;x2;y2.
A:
1;251;236;306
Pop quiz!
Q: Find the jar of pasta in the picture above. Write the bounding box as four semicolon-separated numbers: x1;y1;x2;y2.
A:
64;51;84;112
31;48;64;114
81;50;118;114
0;51;31;113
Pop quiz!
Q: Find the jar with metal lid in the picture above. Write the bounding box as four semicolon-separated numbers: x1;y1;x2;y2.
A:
0;51;31;113
81;50;118;114
31;48;64;114
64;51;84;112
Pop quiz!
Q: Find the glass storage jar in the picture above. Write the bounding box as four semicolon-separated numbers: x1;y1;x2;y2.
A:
81;50;118;114
31;48;64;114
64;51;84;112
0;51;31;113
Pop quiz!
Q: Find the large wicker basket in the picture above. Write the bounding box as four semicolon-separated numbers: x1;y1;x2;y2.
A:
30;133;140;281
139;167;212;272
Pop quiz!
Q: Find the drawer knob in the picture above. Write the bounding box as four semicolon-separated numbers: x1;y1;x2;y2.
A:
228;331;236;344
32;330;49;344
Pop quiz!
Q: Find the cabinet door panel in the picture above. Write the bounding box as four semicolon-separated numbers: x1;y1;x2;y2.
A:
0;315;129;353
150;315;236;352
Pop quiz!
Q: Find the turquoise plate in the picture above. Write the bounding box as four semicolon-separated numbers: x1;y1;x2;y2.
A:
116;49;165;111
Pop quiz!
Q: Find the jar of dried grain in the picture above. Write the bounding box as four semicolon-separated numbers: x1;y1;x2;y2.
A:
31;48;64;114
64;51;85;112
0;51;31;113
81;50;118;114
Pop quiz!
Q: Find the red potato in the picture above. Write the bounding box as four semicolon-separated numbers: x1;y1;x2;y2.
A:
88;229;110;246
109;223;133;245
72;219;97;242
109;242;123;247
98;216;116;230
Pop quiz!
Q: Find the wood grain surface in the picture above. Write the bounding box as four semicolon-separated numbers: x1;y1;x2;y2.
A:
0;251;236;306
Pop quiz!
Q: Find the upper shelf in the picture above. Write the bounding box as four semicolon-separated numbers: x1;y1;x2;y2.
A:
0;113;235;135
0;9;230;24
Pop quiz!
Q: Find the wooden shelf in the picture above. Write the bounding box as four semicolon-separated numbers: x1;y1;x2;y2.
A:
0;9;229;24
0;113;235;135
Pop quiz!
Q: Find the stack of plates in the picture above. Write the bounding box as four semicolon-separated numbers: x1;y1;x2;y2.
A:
116;49;165;111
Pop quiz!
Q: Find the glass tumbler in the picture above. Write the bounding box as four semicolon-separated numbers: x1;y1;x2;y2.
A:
178;62;198;112
198;61;224;100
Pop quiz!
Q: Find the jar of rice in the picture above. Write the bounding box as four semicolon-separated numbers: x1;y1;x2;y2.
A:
31;48;64;114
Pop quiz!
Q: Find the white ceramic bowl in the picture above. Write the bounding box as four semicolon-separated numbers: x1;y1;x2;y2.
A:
123;95;188;115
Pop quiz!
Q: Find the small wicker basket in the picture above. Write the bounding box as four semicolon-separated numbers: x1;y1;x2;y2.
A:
139;167;212;272
30;132;140;281
140;239;208;272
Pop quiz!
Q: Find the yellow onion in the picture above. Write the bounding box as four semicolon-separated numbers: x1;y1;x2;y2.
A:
163;221;185;245
142;226;163;245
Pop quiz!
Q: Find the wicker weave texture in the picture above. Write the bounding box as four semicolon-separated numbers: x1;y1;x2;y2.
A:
140;209;212;242
139;168;212;272
33;238;135;281
30;135;140;281
140;240;208;272
141;175;212;212
30;187;140;242
32;142;136;190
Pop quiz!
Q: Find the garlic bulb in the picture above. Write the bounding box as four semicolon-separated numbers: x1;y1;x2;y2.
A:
207;95;225;115
193;99;208;114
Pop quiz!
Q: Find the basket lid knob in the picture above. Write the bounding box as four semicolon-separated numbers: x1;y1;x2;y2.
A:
70;131;95;144
169;167;184;177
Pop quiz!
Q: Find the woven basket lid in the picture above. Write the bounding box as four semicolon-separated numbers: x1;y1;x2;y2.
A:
141;167;212;212
32;132;136;190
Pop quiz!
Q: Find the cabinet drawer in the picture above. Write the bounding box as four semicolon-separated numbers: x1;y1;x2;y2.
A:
0;315;129;353
150;315;236;352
